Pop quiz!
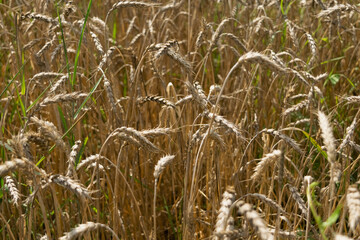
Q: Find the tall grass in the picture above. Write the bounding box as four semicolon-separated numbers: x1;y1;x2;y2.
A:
1;0;360;239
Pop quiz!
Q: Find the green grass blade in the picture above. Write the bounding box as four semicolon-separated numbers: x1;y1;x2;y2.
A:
37;107;89;166
280;0;285;15
76;136;88;166
301;130;327;159
15;87;26;119
72;0;93;87
163;197;177;237
58;105;74;146
73;75;103;120
322;204;342;228
57;5;71;82
26;65;67;113
21;52;25;95
112;21;117;42
321;56;345;65
26;83;52;113
0;59;28;99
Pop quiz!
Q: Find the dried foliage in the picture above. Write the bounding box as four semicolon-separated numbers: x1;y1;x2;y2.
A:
1;0;360;239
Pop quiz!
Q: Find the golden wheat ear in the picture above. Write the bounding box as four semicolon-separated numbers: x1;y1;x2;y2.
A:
4;176;21;206
347;181;360;232
213;186;236;240
59;222;119;240
236;200;274;240
334;234;354;240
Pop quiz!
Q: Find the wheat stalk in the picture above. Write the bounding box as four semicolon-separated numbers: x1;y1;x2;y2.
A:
220;32;247;51
213;229;245;239
285;19;299;48
289;118;310;127
194;81;210;106
23;39;41;50
339;116;357;151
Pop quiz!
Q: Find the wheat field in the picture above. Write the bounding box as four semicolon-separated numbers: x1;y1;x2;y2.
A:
1;0;360;239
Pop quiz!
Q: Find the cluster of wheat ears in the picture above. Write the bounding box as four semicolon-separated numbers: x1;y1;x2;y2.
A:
1;0;360;239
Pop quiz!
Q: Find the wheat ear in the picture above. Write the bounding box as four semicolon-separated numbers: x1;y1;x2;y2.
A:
318;110;340;219
49;174;91;200
251;149;282;181
137;96;175;108
334;234;354;240
347;181;360;231
141;128;172;138
30;117;67;151
203;111;243;139
40;92;88;107
317;4;354;18
263;129;303;154
236;200;274;240
76;154;110;171
66;140;81;178
213;186;236;240
339;116;357;151
112;127;160;153
0;159;27;177
153;155;175;240
59;222;119;240
4;176;21;206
